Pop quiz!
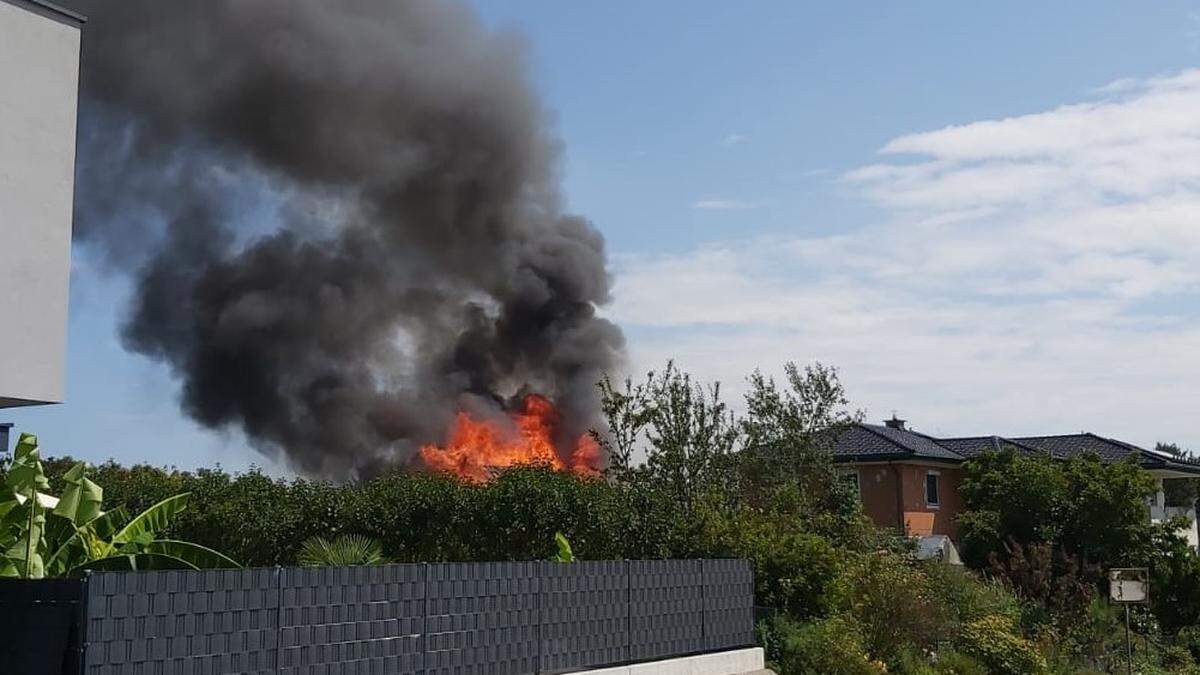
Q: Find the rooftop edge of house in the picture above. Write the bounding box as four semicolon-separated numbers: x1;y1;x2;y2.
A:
833;421;1200;475
2;0;86;26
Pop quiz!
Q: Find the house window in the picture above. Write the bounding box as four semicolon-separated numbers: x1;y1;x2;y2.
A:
925;471;940;507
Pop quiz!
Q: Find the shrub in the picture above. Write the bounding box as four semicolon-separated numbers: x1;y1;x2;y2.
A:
760;614;884;675
957;614;1048;675
922;563;1022;625
1151;533;1200;634
931;649;990;675
837;552;951;664
1179;625;1200;662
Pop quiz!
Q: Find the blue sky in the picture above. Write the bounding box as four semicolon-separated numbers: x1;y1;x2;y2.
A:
9;1;1200;469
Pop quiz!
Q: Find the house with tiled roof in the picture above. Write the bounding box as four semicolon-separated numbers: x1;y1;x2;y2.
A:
833;417;1200;550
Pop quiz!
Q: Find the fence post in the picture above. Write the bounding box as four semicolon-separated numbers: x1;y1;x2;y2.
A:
274;567;283;675
625;560;632;664
535;562;543;675
76;571;92;675
699;560;706;652
422;563;429;675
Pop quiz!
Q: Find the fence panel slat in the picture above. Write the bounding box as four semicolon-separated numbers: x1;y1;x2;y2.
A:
14;558;754;674
628;559;705;662
538;560;629;673
425;561;541;675
702;559;756;651
278;563;425;675
84;568;279;675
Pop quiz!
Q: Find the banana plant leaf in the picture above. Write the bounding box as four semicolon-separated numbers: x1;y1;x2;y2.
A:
1;435;51;579
5;433;49;497
2;499;46;578
69;552;196;576
43;506;130;577
112;493;190;545
141;540;240;569
53;463;103;526
552;532;575;563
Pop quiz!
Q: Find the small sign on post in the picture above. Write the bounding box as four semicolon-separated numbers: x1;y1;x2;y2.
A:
1109;568;1149;603
1110;567;1149;675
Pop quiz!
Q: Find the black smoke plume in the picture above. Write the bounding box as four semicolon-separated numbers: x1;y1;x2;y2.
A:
64;0;625;477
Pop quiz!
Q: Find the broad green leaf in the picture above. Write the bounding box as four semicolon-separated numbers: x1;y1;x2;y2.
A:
142;540;241;569
3;499;46;578
112;493;190;545
45;507;131;577
69;552;197;576
53;463;103;526
553;531;575;563
6;433;49;498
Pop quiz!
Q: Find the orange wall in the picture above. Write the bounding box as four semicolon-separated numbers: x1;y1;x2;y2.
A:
853;463;963;540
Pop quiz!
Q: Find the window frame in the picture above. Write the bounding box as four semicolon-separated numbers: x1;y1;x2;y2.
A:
924;469;941;508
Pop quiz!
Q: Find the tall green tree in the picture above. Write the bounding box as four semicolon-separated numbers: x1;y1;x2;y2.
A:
596;361;740;514
959;449;1162;570
739;362;861;511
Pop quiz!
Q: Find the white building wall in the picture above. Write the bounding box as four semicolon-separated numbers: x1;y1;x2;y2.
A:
1150;477;1200;549
0;0;82;406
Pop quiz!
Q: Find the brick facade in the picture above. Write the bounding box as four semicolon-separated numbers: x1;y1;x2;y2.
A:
851;463;963;540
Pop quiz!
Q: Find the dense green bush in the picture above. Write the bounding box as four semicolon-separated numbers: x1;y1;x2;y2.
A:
959;449;1161;570
956;614;1048;675
837;553;951;664
759;614;884;675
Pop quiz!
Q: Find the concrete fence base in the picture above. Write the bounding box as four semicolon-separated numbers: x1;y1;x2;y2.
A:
571;647;765;675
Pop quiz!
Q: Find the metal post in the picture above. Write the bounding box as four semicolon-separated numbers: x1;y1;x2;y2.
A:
1124;604;1133;675
274;566;284;675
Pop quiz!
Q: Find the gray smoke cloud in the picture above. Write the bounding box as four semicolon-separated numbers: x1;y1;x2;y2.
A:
64;0;625;477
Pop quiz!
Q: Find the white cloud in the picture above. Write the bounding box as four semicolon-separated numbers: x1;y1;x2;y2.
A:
691;199;762;211
613;69;1200;450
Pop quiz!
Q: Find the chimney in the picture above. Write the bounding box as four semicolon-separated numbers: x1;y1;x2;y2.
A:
884;414;906;430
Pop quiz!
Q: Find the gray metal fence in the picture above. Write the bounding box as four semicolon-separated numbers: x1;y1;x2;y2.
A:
2;559;754;675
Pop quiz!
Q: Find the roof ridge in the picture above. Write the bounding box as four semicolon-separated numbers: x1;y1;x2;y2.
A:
856;423;967;460
1011;432;1093;440
855;422;913;453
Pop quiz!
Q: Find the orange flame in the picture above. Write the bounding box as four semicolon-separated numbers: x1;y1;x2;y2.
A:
419;393;601;482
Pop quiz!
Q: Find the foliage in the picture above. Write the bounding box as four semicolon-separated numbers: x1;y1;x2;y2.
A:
759;614;885;675
597;361;740;513
959;449;1161;570
552;532;575;563
956;614;1048;675
836;552;951;665
298;534;383;567
1149;528;1200;634
0;433;239;577
1179;625;1200;661
985;539;1097;621
739;362;859;503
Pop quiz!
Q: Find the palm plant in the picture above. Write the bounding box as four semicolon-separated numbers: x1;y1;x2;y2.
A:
298;534;384;567
0;432;240;577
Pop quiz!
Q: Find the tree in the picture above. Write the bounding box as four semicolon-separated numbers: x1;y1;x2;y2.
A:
739;362;861;512
959;449;1161;571
596;361;740;514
